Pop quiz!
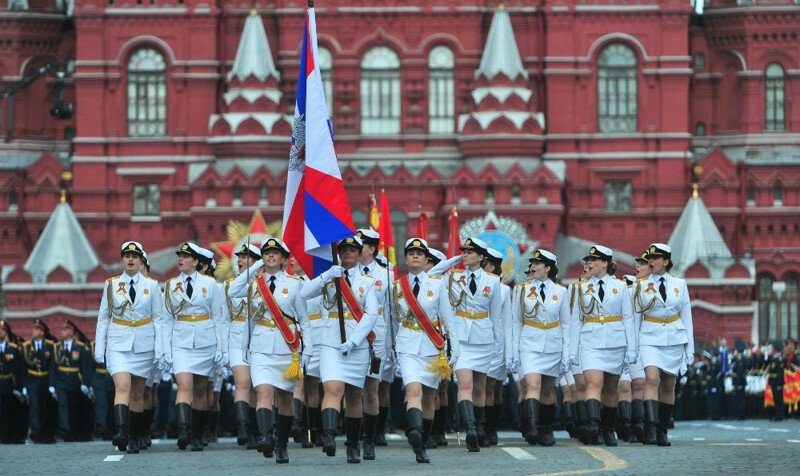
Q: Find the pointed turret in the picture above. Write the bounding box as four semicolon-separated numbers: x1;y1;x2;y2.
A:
458;4;544;158
23;191;101;283
209;10;291;156
668;185;734;278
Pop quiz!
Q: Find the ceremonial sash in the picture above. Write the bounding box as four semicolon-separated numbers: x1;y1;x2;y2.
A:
338;276;376;342
400;276;445;350
256;275;300;352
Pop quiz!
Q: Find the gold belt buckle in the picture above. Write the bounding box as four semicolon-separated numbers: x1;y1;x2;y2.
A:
599;316;605;324
191;314;196;322
131;319;137;328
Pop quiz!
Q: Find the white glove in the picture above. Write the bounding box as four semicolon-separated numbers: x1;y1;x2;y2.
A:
505;358;518;373
448;348;460;367
214;351;224;365
13;390;21;399
94;353;105;365
321;265;344;282
222;353;229;368
49;386;58;400
22;387;28;397
80;385;90;395
171;382;178;392
225;382;234;393
624;350;638;366
680;376;688;385
684;352;694;366
569;355;580;368
339;340;355;355
301;353;312;369
560;357;571;375
88;388;96;401
383;350;396;367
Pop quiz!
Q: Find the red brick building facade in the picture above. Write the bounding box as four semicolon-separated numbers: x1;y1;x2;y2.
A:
0;0;798;345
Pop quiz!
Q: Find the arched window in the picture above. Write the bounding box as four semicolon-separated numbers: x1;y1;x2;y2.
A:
758;275;775;340
360;46;401;135
695;122;707;137
127;47;167;137
390;209;407;265
598;43;637;133
765;63;785;131
428;45;455;134
318;46;333;115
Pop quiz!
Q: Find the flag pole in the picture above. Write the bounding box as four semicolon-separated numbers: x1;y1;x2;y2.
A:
331;243;347;346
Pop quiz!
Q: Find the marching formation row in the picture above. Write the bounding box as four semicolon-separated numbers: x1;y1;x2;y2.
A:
0;231;693;464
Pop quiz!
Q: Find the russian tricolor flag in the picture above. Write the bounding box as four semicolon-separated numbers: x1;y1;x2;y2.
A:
283;7;355;277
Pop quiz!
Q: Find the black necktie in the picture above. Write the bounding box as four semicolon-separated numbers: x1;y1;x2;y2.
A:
363;267;370;276
598;280;605;301
129;279;136;304
345;270;352;288
413;276;420;297
540;283;546;301
469;273;477;295
186;277;193;298
269;275;276;294
659;277;667;301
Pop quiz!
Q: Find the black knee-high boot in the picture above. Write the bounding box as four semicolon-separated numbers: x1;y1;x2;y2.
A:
643;400;658;445
486;404;500;445
175;403;191;450
562;402;577;438
475;406;488;447
406;408;424;456
190;409;206;451
374;406;389;446
523;399;540;445
362;412;378;460
256;408;275;457
427;407;441;449
538;404;556;446
418;416;433;463
630;399;645;443
345;417;362;464
235;401;249;446
575;400;588;443
112;404;129;452
291;398;304;442
585;399;601;445
435;406;448;446
657;402;673;447
601;406;618;446
127;412;140;454
321;408;339;457
457;400;479;452
616;401;632;442
519;401;529;439
308;406;322;447
275;413;292;464
247;407;259;450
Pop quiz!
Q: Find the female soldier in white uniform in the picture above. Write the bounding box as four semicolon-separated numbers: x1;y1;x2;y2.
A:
95;241;164;454
569;245;636;446
512;249;571;446
393;238;459;463
162;242;225;451
484;248;510;446
635;243;694;446
355;229;392;459
229;238;309;464
447;237;503;453
227;244;261;447
300;236;378;464
617;251;649;443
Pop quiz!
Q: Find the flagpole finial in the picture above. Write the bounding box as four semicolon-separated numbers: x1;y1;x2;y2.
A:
308;0;314;7
249;7;257;16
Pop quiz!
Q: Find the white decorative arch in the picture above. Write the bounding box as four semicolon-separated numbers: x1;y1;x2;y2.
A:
586;33;649;62
115;35;177;65
723;49;747;71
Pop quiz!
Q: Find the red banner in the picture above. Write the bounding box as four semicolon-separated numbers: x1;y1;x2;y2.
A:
399;276;445;349
256;275;300;352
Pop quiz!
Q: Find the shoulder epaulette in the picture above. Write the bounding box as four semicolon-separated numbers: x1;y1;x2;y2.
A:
638;276;647;281
428;275;442;280
45;339;55;345
105;275;120;283
287;275;303;281
555;283;565;288
361;274;374;279
451;269;465;274
145;276;158;282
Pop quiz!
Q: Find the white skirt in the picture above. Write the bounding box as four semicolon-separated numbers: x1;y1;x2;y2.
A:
319;345;370;388
579;347;625;375
229;347;249;368
559;370;575;387
398;353;440;390
620;358;646;381
571;360;583;376
107;349;154;379
520;349;562;378
641;344;684;376
251;352;296;392
173;346;215;377
454;342;493;374
305;347;321;379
